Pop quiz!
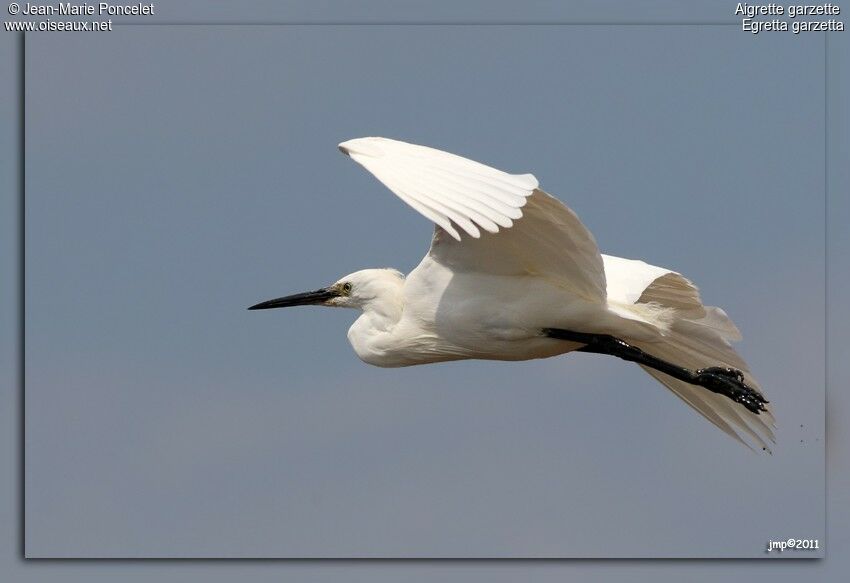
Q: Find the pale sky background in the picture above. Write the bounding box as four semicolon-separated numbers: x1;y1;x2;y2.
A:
2;0;848;579
22;24;825;558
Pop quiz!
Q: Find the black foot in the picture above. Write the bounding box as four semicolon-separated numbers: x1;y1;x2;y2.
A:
544;328;770;415
694;367;768;414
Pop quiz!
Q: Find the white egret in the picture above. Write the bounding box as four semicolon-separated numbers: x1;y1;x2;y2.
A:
250;137;774;450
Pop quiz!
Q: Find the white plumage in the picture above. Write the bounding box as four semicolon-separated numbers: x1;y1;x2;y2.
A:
251;137;775;451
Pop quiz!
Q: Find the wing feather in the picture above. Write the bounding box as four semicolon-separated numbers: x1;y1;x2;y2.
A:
339;137;607;302
382;166;482;238
339;137;533;239
605;256;774;449
408;169;516;227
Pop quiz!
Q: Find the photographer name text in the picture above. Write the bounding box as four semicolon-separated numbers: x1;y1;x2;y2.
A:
11;2;152;16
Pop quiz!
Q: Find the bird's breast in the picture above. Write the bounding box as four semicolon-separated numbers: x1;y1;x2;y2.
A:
346;319;463;368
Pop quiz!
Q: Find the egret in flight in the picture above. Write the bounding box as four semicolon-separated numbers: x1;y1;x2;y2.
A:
249;137;774;451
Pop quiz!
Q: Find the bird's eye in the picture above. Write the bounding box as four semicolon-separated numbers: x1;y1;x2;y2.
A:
342;282;352;293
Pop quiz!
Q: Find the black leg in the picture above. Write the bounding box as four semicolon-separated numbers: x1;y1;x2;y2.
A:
543;328;768;414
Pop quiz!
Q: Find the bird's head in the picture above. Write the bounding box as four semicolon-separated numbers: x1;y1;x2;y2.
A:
248;268;405;312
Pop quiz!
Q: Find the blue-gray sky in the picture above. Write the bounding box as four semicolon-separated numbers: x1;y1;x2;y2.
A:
4;1;846;576
20;23;826;558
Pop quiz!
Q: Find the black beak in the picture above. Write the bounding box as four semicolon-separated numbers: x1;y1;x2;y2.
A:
247;287;339;310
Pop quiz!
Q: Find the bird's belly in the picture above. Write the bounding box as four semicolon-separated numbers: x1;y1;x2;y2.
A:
351;313;580;368
428;282;596;347
358;332;579;368
391;298;587;365
451;335;580;362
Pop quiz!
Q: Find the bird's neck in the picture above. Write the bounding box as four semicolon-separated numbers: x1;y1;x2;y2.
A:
358;293;404;331
346;288;406;367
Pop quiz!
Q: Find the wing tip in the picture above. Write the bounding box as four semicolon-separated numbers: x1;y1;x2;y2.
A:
338;137;385;159
445;225;462;241
518;173;539;192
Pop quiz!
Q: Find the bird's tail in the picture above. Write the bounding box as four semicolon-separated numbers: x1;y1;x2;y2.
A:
634;304;775;452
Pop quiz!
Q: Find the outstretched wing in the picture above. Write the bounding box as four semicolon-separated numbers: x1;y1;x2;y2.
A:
339;137;606;302
603;255;774;450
